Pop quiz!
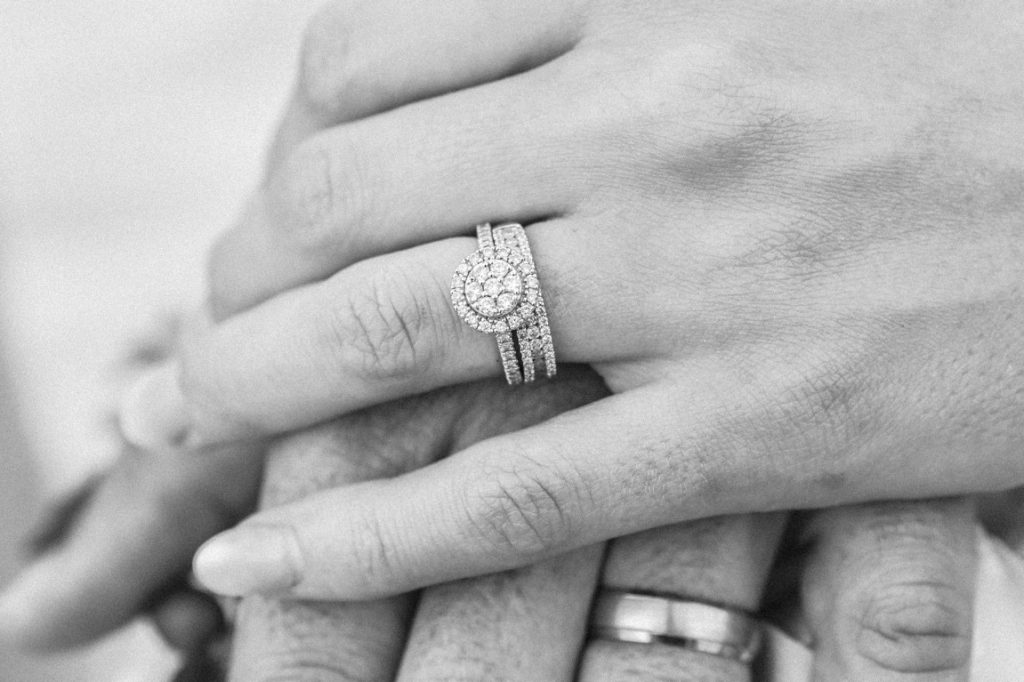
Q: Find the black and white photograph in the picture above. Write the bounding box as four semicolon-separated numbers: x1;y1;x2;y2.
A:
1;2;1024;680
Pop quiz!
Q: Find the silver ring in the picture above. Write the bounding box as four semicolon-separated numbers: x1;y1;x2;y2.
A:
450;223;556;385
590;590;764;664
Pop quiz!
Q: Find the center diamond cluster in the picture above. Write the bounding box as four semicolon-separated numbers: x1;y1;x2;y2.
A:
464;260;523;318
451;245;539;334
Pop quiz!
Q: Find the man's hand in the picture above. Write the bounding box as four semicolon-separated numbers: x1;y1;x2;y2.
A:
0;365;980;681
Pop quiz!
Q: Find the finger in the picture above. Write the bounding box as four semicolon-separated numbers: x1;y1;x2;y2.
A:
126;223;639;450
226;408;446;682
149;587;225;654
227;368;607;681
264;0;581;169
580;514;787;682
397;546;602;681
799;499;976;681
190;383;792;599
210;50;607;318
0;443;261;650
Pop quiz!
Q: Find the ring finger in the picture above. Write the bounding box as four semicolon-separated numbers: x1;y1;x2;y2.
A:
580;513;787;682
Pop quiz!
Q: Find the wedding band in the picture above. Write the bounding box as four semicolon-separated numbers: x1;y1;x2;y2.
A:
450;223;556;385
590;590;764;664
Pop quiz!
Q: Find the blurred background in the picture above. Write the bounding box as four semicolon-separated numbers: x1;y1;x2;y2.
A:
0;1;318;678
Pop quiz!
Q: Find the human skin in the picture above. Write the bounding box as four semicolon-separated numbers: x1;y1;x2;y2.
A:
0;1;1003;675
0;368;977;680
116;1;1024;603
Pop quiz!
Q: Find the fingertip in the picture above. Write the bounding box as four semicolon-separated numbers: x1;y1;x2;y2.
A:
150;591;224;653
119;361;191;451
192;525;301;597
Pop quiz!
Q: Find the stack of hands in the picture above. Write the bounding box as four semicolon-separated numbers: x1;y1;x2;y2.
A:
3;2;1024;680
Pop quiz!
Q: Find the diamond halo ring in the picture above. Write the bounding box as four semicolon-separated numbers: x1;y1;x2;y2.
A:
450;223;556;385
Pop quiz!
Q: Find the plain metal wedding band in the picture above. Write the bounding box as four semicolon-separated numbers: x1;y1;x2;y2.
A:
450;222;556;385
589;590;764;664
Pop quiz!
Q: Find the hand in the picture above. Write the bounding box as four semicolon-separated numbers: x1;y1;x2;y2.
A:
231;369;977;681
123;1;1024;598
1;367;979;680
238;422;982;681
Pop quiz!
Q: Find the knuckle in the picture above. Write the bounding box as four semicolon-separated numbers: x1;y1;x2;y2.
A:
272;138;368;258
321;265;442;383
462;457;579;561
762;355;870;468
740;225;834;281
853;581;972;674
297;2;362;117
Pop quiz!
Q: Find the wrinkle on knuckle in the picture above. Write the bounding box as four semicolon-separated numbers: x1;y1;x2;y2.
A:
462;457;578;561
853;580;972;674
273;137;368;258
321;267;437;383
297;2;362;118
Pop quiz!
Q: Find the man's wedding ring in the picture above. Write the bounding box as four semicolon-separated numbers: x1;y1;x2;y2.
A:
590;590;764;664
450;223;556;385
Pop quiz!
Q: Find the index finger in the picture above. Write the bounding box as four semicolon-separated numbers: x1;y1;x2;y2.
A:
580;514;787;682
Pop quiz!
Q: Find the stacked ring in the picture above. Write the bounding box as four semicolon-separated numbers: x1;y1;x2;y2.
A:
450;223;557;385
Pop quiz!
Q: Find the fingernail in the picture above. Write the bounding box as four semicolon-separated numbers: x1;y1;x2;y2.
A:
119;361;191;450
192;525;301;596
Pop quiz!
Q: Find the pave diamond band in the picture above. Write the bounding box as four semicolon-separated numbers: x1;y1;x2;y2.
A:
451;223;556;385
492;223;556;382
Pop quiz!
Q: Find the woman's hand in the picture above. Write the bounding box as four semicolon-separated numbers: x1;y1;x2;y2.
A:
120;1;1024;597
238;384;978;682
